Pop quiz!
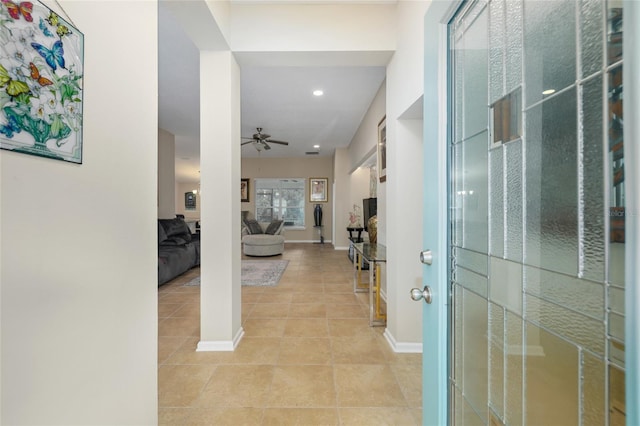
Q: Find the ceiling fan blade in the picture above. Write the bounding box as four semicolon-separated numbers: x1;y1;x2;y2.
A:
241;141;254;146
266;139;289;145
262;141;272;150
241;137;254;140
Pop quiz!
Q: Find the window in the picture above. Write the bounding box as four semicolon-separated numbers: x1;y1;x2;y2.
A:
255;178;305;227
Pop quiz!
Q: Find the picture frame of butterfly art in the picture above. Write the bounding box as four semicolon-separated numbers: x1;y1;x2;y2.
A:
0;1;83;164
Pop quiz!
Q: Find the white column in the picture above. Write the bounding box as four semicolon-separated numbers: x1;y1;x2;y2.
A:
197;50;243;350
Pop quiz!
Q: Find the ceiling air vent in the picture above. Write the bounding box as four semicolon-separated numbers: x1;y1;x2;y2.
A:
305;151;320;155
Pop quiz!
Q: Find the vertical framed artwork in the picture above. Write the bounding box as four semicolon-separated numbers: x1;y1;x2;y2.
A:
185;192;196;210
309;177;328;202
377;116;386;182
0;2;84;163
241;178;250;202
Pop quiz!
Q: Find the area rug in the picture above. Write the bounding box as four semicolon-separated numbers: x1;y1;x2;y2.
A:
184;260;289;287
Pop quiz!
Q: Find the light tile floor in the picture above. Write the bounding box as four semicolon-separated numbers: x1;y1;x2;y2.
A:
158;243;422;425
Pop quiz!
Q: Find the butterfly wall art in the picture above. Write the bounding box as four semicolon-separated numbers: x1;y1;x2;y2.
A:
0;1;83;163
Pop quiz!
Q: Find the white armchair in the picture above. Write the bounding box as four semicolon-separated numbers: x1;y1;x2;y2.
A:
242;220;285;256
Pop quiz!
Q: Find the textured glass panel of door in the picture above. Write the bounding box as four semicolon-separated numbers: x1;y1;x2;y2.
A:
448;0;625;423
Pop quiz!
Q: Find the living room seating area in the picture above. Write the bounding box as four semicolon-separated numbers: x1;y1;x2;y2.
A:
158;217;201;286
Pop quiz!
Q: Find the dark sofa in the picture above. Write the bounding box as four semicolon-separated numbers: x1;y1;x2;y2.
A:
158;218;200;286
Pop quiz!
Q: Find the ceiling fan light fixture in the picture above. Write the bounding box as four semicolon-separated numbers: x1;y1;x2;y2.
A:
313;89;324;97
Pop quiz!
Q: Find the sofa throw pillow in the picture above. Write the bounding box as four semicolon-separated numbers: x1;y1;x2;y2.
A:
244;219;263;235
158;220;168;244
159;218;192;242
265;219;284;235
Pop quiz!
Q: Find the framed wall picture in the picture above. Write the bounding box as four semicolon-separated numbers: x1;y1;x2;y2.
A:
241;178;250;202
185;191;196;210
0;2;84;164
377;116;387;182
309;177;328;202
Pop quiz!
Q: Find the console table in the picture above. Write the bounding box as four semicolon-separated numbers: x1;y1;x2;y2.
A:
352;242;387;326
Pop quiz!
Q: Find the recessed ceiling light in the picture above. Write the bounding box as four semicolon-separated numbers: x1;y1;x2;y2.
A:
542;89;556;95
313;144;320;149
313;90;324;96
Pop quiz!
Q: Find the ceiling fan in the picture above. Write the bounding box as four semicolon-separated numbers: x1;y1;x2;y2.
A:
241;127;289;151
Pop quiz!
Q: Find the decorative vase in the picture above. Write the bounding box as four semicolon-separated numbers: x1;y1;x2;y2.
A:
314;204;323;227
367;215;378;244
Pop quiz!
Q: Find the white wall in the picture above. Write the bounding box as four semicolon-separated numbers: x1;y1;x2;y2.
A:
382;0;432;350
230;3;396;53
0;1;157;423
158;128;176;219
333;81;386;250
348;81;386;172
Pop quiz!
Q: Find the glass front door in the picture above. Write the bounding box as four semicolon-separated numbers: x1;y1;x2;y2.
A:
448;0;626;423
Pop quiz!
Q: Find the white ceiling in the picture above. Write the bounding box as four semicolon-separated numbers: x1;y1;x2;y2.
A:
158;3;387;183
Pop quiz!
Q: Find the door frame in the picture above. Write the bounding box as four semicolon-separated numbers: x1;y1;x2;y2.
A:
422;0;640;424
421;1;461;425
625;1;640;422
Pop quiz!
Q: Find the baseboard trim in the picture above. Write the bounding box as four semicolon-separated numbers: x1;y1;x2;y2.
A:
383;329;423;353
196;327;245;352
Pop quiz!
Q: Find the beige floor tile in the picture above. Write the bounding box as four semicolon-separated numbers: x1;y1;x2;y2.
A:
158;303;183;318
271;281;299;292
241;285;267;295
158;407;192;425
278;337;332;365
327;318;373;337
262;408;339;425
259;292;294;304
159;292;200;305
324;283;353;293
288;303;326;318
291;282;325;292
158;316;200;337
228;337;282;364
331;335;387;364
195;365;275;408
242;318;287;337
334;364;407;407
241;292;262;303
410;407;422;425
339;407;418;425
183;408;264;425
291;293;322;303
267;365;336;407
158;336;188;364
171;302;200;318
326;303;367;319
158;244;423;420
283;318;329;337
158;364;216;407
166;336;282;365
392;364;423;408
324;293;361;305
241;303;255;322
248;303;290;319
382;347;423;365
